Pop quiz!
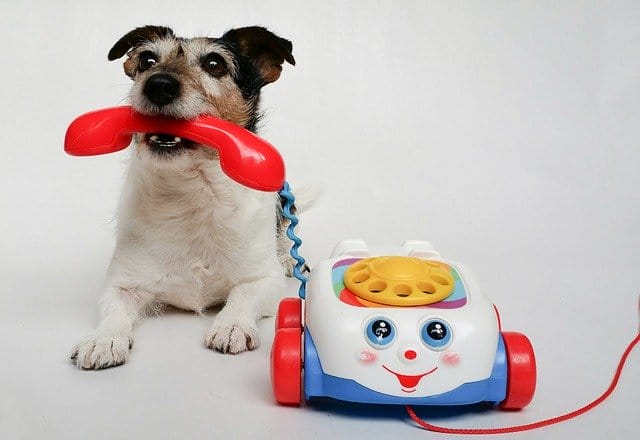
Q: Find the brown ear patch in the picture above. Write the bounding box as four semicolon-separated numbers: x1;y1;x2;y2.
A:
223;26;295;84
108;25;175;61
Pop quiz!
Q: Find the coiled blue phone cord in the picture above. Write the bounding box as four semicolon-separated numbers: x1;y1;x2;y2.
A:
279;181;307;299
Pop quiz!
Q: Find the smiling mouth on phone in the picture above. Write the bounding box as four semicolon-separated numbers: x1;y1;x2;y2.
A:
382;365;438;393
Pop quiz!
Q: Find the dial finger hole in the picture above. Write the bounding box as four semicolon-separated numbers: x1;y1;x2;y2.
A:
431;273;449;286
352;272;370;284
431;274;450;286
417;281;436;295
368;280;387;293
393;284;412;297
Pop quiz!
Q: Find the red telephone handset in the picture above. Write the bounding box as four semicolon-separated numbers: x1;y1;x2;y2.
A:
64;106;285;192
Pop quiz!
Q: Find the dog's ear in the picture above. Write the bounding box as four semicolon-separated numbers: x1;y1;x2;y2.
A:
108;25;175;61
222;26;295;85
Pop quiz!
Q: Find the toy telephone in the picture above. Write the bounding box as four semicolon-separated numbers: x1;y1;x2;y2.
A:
64;106;285;192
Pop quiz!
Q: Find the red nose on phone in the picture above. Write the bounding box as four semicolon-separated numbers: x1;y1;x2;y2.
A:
404;349;417;360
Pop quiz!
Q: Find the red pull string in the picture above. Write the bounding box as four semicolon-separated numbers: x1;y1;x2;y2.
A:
406;332;640;434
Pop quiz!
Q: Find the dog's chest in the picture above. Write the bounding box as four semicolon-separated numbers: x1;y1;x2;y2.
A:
123;166;278;310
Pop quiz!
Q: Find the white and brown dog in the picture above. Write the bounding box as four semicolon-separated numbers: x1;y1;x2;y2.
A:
71;25;302;369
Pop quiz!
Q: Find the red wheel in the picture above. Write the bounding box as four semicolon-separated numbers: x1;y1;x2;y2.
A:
500;332;537;410
271;328;302;405
275;297;302;330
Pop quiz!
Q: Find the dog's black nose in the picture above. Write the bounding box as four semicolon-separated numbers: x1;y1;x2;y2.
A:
143;74;181;107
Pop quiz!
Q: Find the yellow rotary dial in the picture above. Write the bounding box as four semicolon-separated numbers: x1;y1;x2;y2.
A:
343;256;455;306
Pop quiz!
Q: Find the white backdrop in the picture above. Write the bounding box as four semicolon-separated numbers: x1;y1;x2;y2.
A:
1;1;639;439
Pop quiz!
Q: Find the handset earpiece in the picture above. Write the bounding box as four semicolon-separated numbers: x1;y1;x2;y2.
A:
64;106;285;191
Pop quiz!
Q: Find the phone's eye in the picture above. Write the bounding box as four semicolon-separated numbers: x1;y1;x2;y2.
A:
201;53;228;77
420;319;452;351
138;51;158;72
365;317;396;349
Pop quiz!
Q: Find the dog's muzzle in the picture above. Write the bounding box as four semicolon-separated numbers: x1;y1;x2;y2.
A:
143;74;181;107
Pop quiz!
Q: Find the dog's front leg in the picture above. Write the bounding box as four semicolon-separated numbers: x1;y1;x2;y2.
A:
205;274;284;354
71;285;151;369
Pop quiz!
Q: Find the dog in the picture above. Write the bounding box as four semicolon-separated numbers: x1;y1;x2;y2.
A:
71;25;301;369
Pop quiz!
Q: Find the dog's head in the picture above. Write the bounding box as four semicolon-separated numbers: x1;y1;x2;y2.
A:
108;25;294;159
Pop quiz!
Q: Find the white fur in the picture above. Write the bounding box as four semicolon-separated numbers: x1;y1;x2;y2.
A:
71;145;288;369
71;32;301;369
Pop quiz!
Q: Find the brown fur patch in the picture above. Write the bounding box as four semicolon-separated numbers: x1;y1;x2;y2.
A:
223;26;295;84
111;28;291;129
123;57;137;78
130;37;252;126
203;82;253;127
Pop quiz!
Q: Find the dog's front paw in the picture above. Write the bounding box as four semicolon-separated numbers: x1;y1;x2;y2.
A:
70;332;133;370
205;318;259;354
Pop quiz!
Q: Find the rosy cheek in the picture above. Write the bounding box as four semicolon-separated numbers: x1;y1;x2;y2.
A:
441;352;461;366
357;350;378;364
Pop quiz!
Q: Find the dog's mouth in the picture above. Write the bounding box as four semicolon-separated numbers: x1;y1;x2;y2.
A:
143;133;195;155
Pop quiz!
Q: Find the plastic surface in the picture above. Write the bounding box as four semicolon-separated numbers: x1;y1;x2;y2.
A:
64;106;285;191
303;329;507;405
275;298;302;330
330;239;370;258
304;246;500;398
343;256;455;306
333;258;468;309
271;239;536;409
401;240;441;259
499;332;537;410
270;328;302;405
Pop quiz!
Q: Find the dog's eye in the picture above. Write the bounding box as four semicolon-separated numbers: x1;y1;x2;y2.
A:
138;51;158;72
201;53;227;77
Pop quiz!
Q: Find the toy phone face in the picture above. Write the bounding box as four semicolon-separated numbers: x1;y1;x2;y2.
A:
353;312;462;395
313;306;498;398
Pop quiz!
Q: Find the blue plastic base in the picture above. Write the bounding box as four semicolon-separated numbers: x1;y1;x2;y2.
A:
303;330;507;406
